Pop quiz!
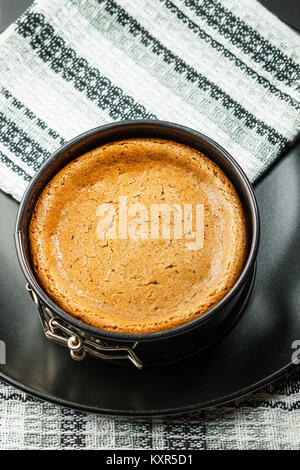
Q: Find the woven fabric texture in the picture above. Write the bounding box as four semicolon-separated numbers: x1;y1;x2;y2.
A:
0;0;299;200
0;0;299;450
0;367;299;449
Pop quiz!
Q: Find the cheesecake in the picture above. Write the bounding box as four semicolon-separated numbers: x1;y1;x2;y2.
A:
29;138;248;333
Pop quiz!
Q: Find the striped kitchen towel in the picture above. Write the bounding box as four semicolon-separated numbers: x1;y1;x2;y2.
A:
0;0;299;202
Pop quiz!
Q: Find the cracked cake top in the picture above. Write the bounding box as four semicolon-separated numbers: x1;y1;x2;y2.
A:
29;138;248;333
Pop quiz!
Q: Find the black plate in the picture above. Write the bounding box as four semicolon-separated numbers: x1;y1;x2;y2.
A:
0;138;299;417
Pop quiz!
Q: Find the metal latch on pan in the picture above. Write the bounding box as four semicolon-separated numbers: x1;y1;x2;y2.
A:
26;284;143;369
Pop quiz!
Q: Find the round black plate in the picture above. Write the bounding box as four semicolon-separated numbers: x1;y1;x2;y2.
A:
0;142;299;417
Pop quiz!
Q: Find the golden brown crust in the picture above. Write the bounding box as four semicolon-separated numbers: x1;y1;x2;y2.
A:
29;138;248;333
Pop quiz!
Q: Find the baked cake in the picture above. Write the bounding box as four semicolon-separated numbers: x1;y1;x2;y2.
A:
29;138;248;333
